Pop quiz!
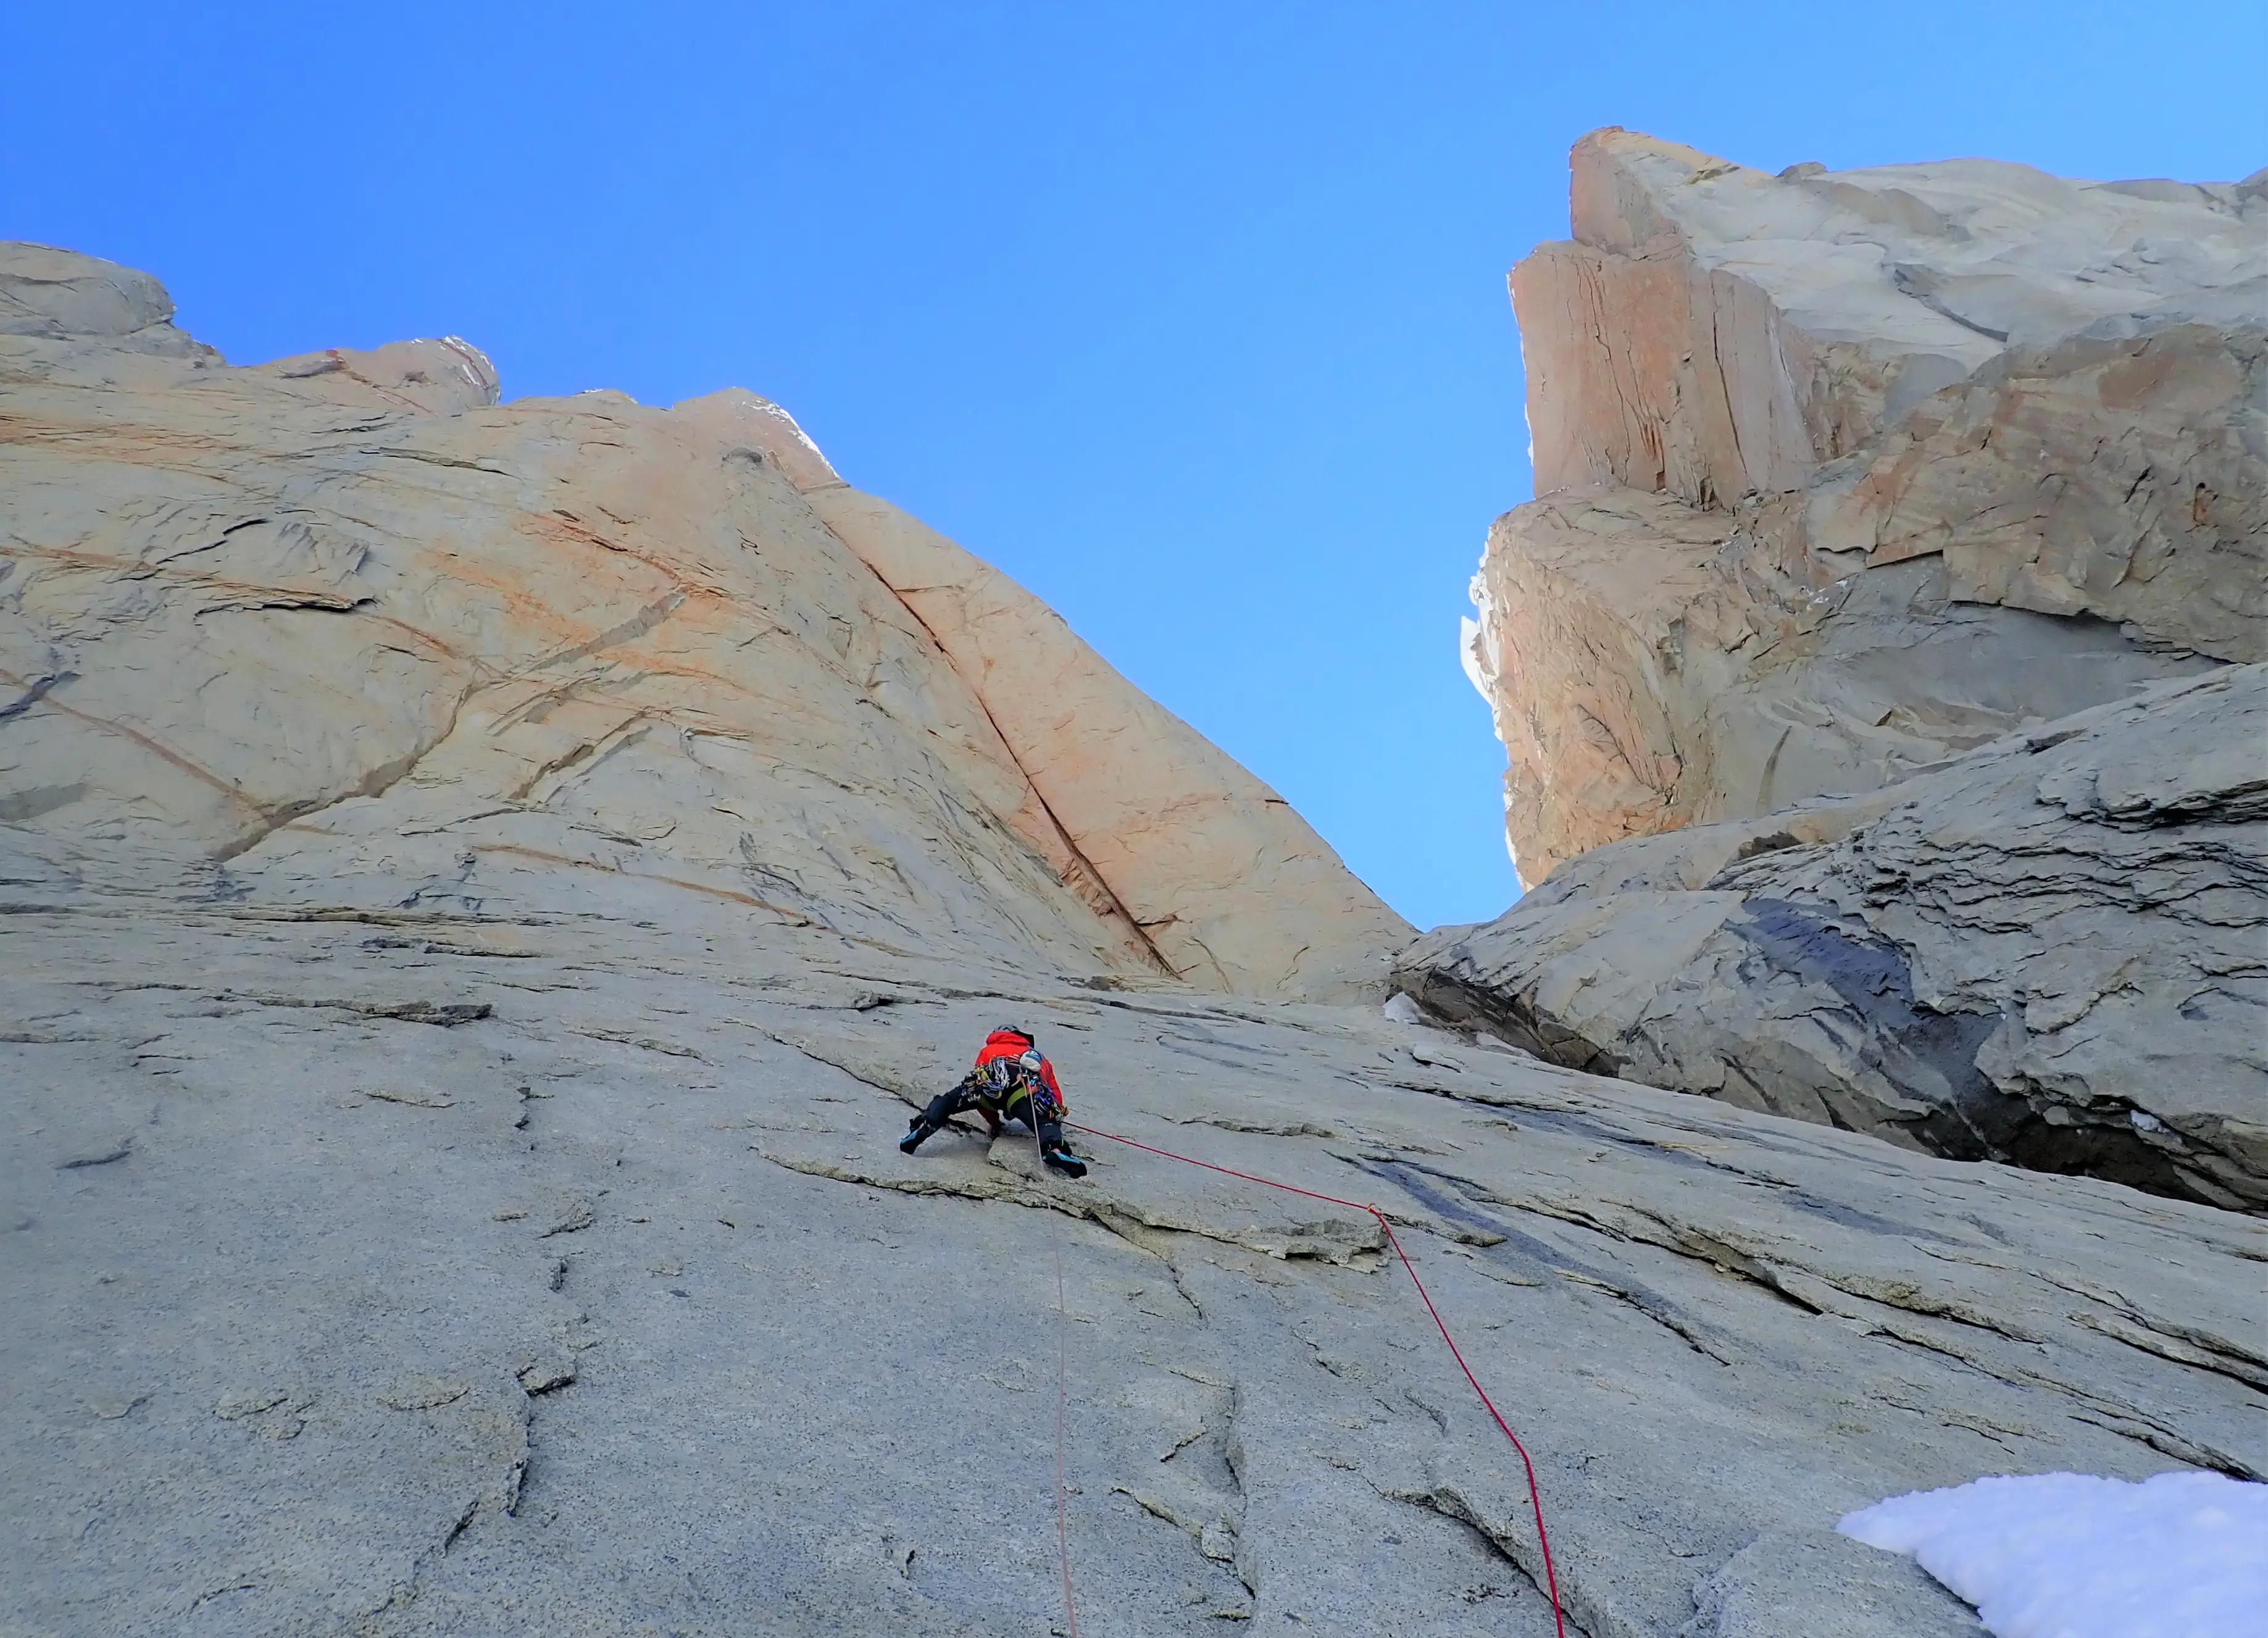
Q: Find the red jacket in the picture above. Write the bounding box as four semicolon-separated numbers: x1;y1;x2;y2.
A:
974;1030;1065;1109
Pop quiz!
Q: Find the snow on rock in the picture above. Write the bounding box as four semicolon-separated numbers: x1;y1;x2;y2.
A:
1840;1471;2268;1638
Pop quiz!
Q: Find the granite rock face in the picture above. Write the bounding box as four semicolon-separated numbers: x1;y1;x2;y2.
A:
723;420;1411;998
1432;135;2267;1211
12;893;2264;1638
0;243;1411;1002
1470;130;2264;884
4;243;2263;1637
1399;664;2268;1213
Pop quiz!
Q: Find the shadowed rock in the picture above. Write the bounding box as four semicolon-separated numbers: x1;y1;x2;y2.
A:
1399;666;2268;1211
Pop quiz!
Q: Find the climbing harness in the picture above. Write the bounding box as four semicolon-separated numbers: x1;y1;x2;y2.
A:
1053;1120;1569;1638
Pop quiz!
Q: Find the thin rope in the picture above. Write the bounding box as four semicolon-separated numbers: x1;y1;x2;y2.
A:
1035;1106;1081;1637
1050;1219;1080;1636
1069;1120;1566;1638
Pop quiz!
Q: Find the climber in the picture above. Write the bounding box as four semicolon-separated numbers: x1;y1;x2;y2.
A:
899;1026;1088;1177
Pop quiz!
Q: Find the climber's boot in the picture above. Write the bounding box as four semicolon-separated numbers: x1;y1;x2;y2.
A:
1042;1143;1087;1179
900;1114;938;1155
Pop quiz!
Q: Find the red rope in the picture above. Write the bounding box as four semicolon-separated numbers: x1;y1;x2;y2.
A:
1069;1121;1567;1638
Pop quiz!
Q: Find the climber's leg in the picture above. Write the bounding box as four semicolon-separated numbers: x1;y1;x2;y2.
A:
900;1076;982;1155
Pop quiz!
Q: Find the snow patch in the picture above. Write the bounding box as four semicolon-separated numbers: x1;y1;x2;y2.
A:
1459;612;1491;701
1840;1471;2268;1638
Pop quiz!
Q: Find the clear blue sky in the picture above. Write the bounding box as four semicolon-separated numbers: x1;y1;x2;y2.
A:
7;3;2260;929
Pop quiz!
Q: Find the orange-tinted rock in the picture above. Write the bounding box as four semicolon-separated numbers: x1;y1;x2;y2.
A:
1476;132;2263;884
0;244;1408;1000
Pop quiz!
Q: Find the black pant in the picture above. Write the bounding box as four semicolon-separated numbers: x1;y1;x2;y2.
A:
918;1074;1066;1151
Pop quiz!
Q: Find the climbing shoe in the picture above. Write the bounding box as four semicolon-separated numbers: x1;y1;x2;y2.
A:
1042;1144;1087;1179
900;1116;935;1156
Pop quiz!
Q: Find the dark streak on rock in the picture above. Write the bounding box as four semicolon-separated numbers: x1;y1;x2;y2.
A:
59;1140;133;1169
